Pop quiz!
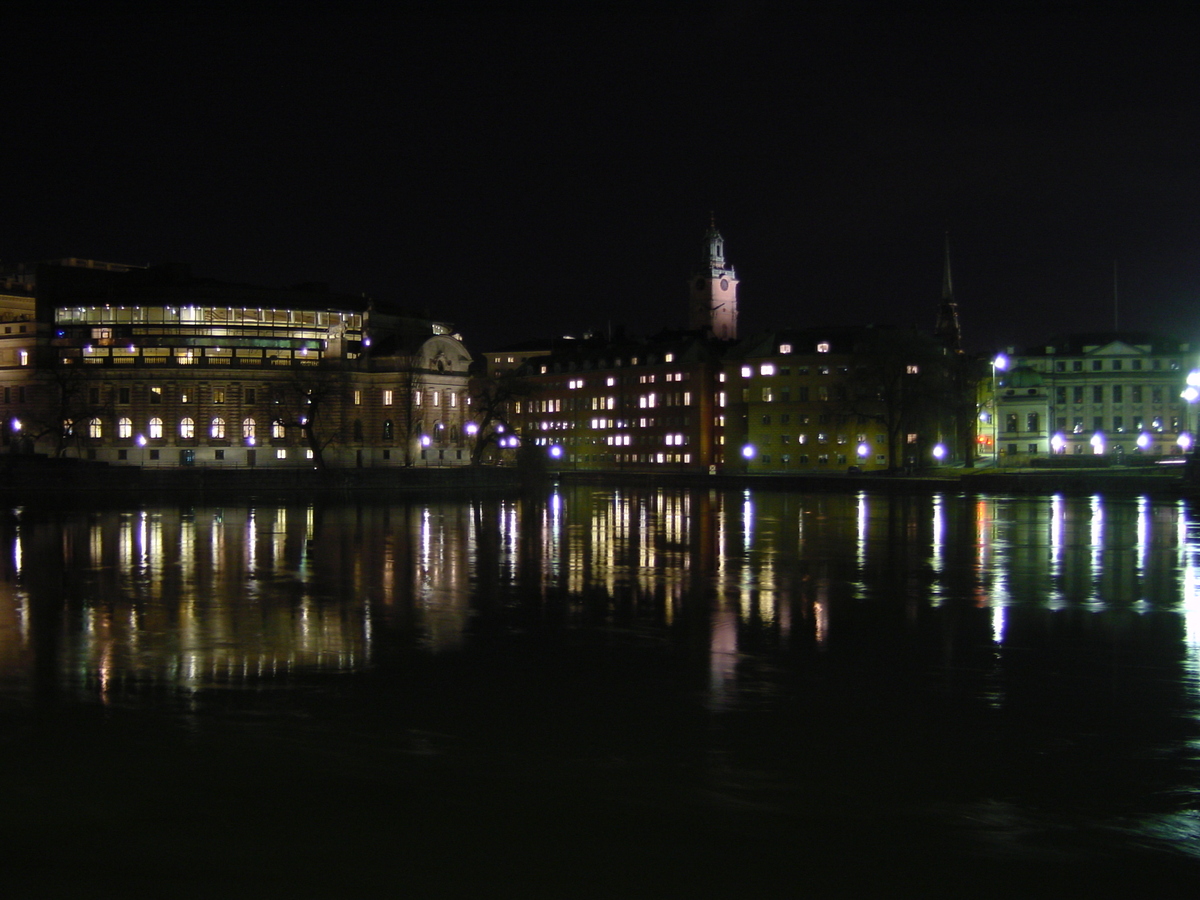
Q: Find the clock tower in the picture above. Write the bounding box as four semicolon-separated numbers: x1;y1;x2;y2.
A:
688;220;738;340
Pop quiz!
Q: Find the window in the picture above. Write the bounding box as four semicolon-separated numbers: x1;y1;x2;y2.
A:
762;388;773;402
413;390;422;406
272;419;285;439
1132;386;1143;403
1093;360;1103;371
149;386;162;404
1073;417;1083;433
1152;387;1163;403
1093;416;1104;431
242;418;256;442
760;364;775;376
118;417;132;439
245;388;256;405
1073;361;1083;371
1093;386;1103;403
1132;359;1143;371
1026;412;1039;432
383;389;394;406
353;390;362;406
383;420;394;440
1056;387;1066;405
18;350;28;366
906;365;919;374
210;417;225;439
89;388;100;405
1113;385;1123;403
148;417;163;439
118;387;130;404
741;366;752;378
1113;416;1124;432
212;387;226;404
180;417;195;439
779;344;792;354
816;342;830;353
1073;386;1083;403
88;418;103;439
1113;360;1123;371
276;449;287;460
1005;413;1018;433
761;414;771;425
180;390;191;403
214;450;225;461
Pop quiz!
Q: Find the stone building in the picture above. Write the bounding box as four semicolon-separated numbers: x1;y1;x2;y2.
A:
0;259;473;468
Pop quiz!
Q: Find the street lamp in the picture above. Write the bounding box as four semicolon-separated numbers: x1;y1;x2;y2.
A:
932;443;947;464
991;353;1008;466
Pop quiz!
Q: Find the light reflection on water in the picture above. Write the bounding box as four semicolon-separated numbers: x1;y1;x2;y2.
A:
1;487;1199;870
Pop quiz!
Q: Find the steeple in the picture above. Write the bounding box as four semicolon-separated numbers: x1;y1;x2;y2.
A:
689;217;738;340
934;232;962;353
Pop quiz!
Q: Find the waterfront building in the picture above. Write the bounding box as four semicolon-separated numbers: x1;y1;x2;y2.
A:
993;333;1197;463
722;328;891;474
0;259;474;468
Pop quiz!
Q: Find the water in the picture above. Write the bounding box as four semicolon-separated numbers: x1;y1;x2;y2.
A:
1;486;1198;897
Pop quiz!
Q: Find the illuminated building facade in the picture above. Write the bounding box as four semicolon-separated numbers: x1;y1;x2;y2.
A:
514;332;723;472
0;259;474;467
723;328;891;473
995;333;1196;462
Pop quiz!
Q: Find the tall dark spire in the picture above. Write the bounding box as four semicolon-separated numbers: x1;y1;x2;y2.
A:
934;232;963;353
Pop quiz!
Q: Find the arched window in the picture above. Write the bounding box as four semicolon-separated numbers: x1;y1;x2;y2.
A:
63;419;74;438
211;417;226;439
88;418;103;439
382;419;394;440
180;417;195;439
148;417;163;440
118;417;132;439
272;419;285;439
242;417;256;442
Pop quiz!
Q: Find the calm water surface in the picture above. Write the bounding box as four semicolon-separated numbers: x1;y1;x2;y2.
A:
1;486;1198;897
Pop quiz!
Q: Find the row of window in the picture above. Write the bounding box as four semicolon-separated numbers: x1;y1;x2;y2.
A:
1004;413;1179;434
1051;385;1174;404
1049;358;1179;372
70;416;464;443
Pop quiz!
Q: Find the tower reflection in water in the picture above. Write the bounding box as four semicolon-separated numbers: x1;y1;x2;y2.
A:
0;489;1196;721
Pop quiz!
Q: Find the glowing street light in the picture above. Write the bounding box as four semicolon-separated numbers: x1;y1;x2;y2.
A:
932;443;947;463
991;353;1009;466
1050;433;1066;454
549;444;563;459
856;442;870;459
1090;432;1105;455
1137;432;1152;451
741;444;756;460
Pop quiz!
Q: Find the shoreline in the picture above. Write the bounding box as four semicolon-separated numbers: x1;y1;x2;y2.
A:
2;455;1196;500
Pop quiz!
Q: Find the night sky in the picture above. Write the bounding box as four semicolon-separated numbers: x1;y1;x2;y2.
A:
8;2;1200;353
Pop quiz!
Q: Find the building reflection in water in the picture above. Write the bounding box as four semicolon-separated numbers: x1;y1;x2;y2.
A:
0;489;1197;722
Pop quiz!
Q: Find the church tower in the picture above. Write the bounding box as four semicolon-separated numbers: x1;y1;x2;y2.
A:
934;232;963;353
688;220;738;340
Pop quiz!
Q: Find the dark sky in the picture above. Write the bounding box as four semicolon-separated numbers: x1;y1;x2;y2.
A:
7;2;1200;353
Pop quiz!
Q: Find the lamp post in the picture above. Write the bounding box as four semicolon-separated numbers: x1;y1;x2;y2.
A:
991;354;1008;466
1180;370;1200;455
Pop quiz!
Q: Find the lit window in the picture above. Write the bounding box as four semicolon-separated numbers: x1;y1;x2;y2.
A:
118;417;132;439
213;387;226;404
741;366;752;378
19;350;29;366
180;418;194;439
779;344;792;354
272;420;285;439
148;417;163;440
211;418;226;439
383;389;394;406
413;390;422;406
431;391;440;406
88;418;103;439
276;449;287;460
906;365;919;374
353;390;362;405
760;364;775;376
665;353;674;362
243;418;256;441
817;342;830;353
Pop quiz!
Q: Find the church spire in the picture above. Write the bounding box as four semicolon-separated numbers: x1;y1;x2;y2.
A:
935;232;962;353
689;218;738;340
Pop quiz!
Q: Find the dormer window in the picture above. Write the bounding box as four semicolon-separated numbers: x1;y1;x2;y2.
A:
817;342;830;353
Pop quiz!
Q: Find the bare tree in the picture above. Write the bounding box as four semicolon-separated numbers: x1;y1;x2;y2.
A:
268;362;350;469
843;328;956;472
468;371;534;465
22;363;104;457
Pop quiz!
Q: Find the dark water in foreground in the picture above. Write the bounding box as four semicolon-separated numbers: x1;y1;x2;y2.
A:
2;486;1198;898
